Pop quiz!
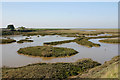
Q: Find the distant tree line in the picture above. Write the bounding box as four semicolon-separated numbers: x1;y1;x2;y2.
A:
7;24;15;31
6;24;35;32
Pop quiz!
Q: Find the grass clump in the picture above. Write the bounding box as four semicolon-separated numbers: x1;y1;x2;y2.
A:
2;58;101;79
17;39;33;43
99;38;120;44
0;39;16;44
17;46;78;57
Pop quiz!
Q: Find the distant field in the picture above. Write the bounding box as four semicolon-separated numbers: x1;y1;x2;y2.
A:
1;28;119;36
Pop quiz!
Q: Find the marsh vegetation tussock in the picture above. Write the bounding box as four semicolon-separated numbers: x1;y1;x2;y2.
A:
44;40;75;46
75;38;100;47
17;46;78;57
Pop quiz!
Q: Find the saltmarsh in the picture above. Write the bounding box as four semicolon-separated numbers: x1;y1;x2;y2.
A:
44;35;120;47
17;39;33;43
17;46;78;57
99;38;120;44
2;58;101;79
0;39;16;44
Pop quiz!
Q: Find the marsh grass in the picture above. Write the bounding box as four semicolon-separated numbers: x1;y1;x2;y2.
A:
17;46;78;57
44;35;120;48
75;38;100;47
44;37;101;48
17;39;33;43
99;38;120;44
0;39;16;44
2;58;101;79
44;40;75;46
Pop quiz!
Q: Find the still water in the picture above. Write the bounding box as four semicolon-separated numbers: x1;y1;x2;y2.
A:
1;35;118;67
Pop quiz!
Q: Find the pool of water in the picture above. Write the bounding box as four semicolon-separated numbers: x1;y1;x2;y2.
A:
86;34;112;37
1;35;118;67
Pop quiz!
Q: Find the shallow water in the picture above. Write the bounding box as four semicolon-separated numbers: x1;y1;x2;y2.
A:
87;34;112;37
1;35;118;67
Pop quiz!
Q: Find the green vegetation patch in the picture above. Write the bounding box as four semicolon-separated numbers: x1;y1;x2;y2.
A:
75;35;120;47
44;37;101;48
17;39;33;43
17;46;78;57
44;40;74;45
2;58;101;79
75;38;100;47
44;35;120;47
0;39;16;44
99;38;120;44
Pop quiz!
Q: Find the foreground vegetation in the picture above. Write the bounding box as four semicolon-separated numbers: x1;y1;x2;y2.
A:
99;38;120;44
17;39;33;43
2;58;101;79
17;46;78;57
77;55;120;79
2;55;119;79
0;39;16;44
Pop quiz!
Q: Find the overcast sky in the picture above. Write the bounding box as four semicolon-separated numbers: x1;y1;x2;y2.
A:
2;2;118;28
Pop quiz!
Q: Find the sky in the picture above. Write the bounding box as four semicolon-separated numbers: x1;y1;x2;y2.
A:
1;2;118;28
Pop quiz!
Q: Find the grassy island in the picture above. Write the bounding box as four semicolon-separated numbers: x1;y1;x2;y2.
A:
17;39;33;43
75;37;100;47
2;58;101;79
17;46;78;57
0;39;16;44
44;40;74;46
99;38;120;44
